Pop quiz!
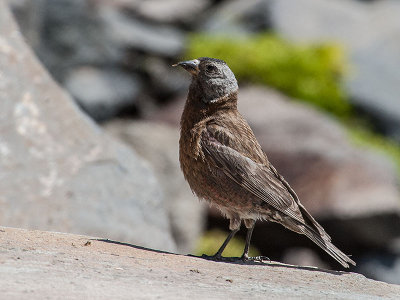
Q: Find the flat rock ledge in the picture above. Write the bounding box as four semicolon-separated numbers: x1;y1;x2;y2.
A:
0;227;399;299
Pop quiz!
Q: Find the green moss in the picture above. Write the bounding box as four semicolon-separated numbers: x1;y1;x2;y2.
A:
194;229;260;258
186;33;351;118
347;126;400;175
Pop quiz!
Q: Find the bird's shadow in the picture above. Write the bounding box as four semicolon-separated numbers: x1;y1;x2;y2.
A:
94;238;177;255
188;254;347;276
95;238;347;276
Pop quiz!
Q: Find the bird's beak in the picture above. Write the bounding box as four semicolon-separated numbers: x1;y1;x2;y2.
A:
172;59;200;75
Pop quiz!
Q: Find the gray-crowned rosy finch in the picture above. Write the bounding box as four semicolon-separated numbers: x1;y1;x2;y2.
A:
175;57;355;268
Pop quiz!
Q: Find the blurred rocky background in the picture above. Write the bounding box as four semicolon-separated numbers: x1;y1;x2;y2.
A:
2;0;400;285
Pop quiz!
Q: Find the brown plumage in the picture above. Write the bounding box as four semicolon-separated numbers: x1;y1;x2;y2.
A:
175;57;355;268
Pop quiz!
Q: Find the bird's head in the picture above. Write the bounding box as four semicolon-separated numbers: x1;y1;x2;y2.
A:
173;57;238;104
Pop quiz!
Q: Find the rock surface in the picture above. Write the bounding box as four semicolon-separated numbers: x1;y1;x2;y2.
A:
104;120;206;254
1;226;399;299
0;2;175;252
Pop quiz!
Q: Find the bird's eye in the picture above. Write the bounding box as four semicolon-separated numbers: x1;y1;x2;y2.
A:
205;64;217;73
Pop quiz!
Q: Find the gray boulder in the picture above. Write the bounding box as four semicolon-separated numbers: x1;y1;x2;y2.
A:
130;0;211;25
34;0;123;80
99;4;185;57
64;66;141;121
201;0;271;35
0;2;176;252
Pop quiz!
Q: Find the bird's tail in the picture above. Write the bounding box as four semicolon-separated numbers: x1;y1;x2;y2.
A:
274;168;356;268
301;225;356;268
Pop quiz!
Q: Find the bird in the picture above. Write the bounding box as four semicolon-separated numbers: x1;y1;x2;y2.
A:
174;57;356;268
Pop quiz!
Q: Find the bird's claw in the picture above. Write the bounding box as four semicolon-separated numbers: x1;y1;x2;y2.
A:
241;255;270;262
201;254;239;262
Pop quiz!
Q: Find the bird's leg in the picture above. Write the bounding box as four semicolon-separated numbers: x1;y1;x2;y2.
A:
241;220;255;260
202;216;241;261
241;219;270;262
202;228;239;261
216;228;239;258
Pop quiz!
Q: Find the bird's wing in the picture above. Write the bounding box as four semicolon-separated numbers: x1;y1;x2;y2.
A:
202;126;328;236
201;128;305;224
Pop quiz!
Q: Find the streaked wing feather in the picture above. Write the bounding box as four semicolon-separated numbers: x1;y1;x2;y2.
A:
201;135;305;224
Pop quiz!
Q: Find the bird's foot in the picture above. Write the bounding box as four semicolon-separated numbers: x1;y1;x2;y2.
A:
241;255;270;262
201;253;270;263
201;254;240;262
201;253;220;261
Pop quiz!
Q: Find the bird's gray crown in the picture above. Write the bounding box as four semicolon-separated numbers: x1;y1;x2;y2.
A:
175;57;238;104
196;57;238;103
